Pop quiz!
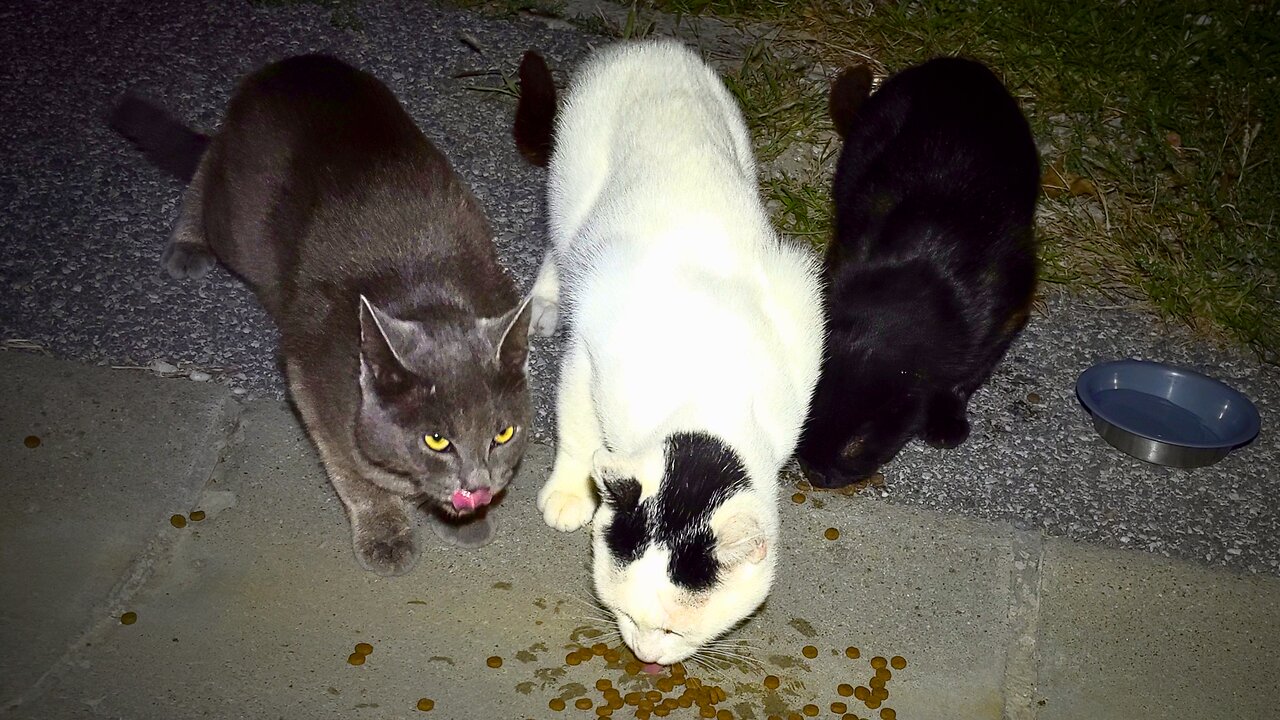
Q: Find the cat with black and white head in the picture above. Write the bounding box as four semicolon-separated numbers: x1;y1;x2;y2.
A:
514;40;824;665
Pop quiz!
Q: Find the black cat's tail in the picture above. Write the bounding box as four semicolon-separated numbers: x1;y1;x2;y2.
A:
512;50;557;167
828;65;875;139
108;91;209;182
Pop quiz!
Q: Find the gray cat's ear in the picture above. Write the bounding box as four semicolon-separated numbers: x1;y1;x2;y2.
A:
480;295;533;372
359;295;416;393
591;446;665;499
711;502;769;568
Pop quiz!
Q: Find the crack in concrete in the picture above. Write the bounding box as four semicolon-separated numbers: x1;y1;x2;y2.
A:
2;394;246;714
1002;528;1045;720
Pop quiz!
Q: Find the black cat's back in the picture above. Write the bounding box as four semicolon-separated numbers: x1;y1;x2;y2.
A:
830;58;1038;273
798;57;1040;488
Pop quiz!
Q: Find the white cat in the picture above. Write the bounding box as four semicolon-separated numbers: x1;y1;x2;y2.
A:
515;39;824;665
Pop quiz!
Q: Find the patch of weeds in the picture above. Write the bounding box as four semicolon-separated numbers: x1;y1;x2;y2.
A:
722;42;829;163
627;0;1280;361
455;32;522;98
763;174;832;249
566;1;657;38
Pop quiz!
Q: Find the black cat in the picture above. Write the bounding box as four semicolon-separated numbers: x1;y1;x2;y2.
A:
797;57;1040;488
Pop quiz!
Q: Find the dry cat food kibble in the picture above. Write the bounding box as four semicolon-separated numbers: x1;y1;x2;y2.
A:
415;698;434;712
802;704;819;717
486;655;503;668
189;510;206;522
845;646;860;659
119;611;137;625
169;514;187;528
791;492;806;504
837;683;853;696
831;701;847;713
347;652;365;666
890;655;906;670
824;527;840;541
764;675;780;689
23;435;41;448
801;645;818;659
354;642;373;656
575;697;593;710
853;686;869;701
549;698;566;711
881;709;897;720
870;656;887;670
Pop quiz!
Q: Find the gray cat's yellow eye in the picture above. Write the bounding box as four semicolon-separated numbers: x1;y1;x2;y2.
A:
424;434;451;452
494;425;515;445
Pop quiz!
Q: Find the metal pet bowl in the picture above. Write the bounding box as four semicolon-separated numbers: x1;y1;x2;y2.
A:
1076;359;1261;468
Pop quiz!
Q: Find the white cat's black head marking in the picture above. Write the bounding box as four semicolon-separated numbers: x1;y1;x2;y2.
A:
601;432;749;591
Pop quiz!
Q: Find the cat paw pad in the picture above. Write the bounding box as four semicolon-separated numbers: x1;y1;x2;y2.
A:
537;484;596;532
162;242;215;280
352;513;419;576
530;297;559;337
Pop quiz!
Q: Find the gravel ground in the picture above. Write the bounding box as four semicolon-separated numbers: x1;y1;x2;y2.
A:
1;0;1275;576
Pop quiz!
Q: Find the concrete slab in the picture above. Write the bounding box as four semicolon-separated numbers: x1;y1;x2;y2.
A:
0;351;238;706
1036;539;1280;720
10;393;1022;720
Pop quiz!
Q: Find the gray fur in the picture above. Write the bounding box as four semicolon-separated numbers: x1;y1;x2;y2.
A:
114;55;532;575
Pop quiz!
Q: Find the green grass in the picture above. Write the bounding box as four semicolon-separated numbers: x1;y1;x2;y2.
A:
639;0;1279;362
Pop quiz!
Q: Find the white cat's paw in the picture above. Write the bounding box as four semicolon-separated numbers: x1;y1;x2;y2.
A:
537;481;597;532
530;296;559;337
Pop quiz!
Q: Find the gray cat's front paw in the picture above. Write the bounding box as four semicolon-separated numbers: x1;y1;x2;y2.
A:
351;508;419;576
530;296;559;337
162;241;215;280
427;512;497;549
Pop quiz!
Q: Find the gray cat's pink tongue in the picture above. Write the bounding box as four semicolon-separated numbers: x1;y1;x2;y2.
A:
451;487;493;511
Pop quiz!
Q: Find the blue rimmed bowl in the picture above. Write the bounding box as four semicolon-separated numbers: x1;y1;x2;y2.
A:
1076;359;1261;468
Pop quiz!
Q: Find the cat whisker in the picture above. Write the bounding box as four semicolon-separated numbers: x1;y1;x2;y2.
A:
700;651;762;673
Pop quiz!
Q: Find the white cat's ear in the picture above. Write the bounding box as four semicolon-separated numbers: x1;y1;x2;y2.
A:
479;295;533;372
358;295;416;392
711;504;769;568
591;446;665;500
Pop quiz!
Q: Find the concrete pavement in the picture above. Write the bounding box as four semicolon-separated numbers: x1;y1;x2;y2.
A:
2;350;1276;719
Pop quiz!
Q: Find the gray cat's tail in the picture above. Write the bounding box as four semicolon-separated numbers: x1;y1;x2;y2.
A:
512;50;556;167
108;91;209;182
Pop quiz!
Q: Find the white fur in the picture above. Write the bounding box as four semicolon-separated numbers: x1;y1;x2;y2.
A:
532;39;824;663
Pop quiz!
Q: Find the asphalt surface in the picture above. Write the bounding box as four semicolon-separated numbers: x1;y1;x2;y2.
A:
1;0;1276;578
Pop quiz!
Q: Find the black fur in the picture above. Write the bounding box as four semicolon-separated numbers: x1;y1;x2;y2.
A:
108;92;209;182
797;57;1040;489
512;50;556;167
603;478;648;565
600;432;749;591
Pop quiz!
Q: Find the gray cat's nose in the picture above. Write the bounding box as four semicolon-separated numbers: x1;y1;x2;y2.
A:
462;468;492;492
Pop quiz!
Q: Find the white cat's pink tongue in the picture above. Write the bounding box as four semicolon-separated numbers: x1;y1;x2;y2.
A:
451;487;493;511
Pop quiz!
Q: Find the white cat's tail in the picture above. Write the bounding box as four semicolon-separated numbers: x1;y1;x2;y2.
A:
513;50;557;167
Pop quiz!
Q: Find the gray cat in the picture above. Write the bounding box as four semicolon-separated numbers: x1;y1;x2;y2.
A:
110;54;533;576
